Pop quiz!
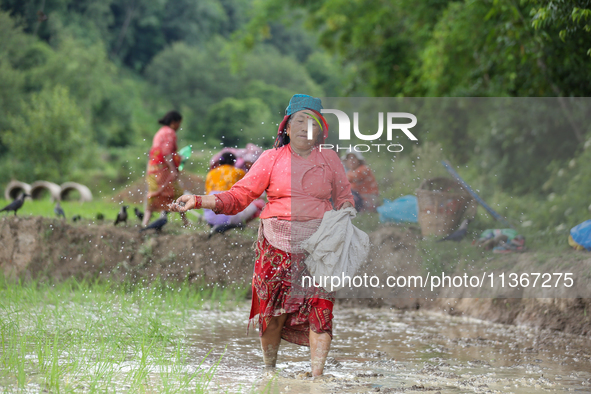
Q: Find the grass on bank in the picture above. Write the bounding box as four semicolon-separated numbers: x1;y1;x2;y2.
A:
0;197;198;226
0;197;224;238
0;276;250;393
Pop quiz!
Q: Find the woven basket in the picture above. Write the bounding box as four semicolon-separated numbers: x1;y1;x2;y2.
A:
415;177;474;237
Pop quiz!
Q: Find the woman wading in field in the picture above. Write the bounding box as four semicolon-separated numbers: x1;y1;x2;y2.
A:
170;94;354;377
144;111;188;227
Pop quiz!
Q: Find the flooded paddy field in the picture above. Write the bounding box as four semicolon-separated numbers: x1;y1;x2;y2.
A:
188;307;591;393
1;276;590;393
2;217;591;393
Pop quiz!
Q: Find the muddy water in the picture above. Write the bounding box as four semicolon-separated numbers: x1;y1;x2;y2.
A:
187;306;591;393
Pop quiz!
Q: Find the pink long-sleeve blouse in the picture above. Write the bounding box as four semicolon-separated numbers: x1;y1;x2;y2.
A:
215;144;354;221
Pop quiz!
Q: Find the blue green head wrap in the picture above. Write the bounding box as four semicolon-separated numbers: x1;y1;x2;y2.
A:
285;94;323;116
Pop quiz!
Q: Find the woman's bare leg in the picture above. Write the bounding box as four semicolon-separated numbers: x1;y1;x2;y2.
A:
142;210;153;226
260;314;287;368
309;331;331;377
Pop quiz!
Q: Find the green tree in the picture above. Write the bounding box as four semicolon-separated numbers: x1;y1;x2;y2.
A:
304;51;348;96
0;10;38;158
244;0;591;98
144;39;241;135
0;10;151;149
236;80;292;118
240;45;323;96
242;0;590;195
2;86;93;182
24;33;147;147
206;97;273;147
531;0;591;55
237;0;453;96
145;39;324;138
0;0;249;71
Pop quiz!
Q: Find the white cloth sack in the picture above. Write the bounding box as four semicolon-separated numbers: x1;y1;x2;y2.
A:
302;207;370;291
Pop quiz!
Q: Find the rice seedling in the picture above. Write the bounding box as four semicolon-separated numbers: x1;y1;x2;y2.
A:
0;276;248;393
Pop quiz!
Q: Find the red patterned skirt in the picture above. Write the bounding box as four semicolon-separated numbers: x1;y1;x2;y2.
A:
146;171;183;212
249;236;334;346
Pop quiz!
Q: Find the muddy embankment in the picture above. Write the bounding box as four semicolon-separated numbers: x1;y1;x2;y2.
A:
0;216;253;286
1;216;590;337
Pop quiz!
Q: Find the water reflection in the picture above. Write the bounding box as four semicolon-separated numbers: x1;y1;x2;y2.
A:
184;306;591;393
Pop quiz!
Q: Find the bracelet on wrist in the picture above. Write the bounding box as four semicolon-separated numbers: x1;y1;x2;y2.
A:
194;195;202;209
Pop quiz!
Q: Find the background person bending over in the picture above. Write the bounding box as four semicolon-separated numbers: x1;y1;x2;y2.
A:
170;94;354;377
203;151;263;229
144;110;189;227
343;151;380;212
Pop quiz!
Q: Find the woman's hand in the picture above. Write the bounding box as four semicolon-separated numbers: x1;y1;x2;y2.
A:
340;201;354;210
168;195;197;213
147;191;161;199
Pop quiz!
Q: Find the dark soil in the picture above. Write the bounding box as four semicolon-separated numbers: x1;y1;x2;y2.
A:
0;215;253;285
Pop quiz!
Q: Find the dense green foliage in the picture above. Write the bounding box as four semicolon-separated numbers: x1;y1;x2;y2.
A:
240;0;591;233
0;0;344;187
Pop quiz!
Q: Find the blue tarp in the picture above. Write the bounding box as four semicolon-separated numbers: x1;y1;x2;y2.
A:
570;220;591;251
377;195;418;223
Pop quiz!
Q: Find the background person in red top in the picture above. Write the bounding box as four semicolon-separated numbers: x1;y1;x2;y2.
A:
143;111;188;227
343;150;380;212
170;94;354;378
